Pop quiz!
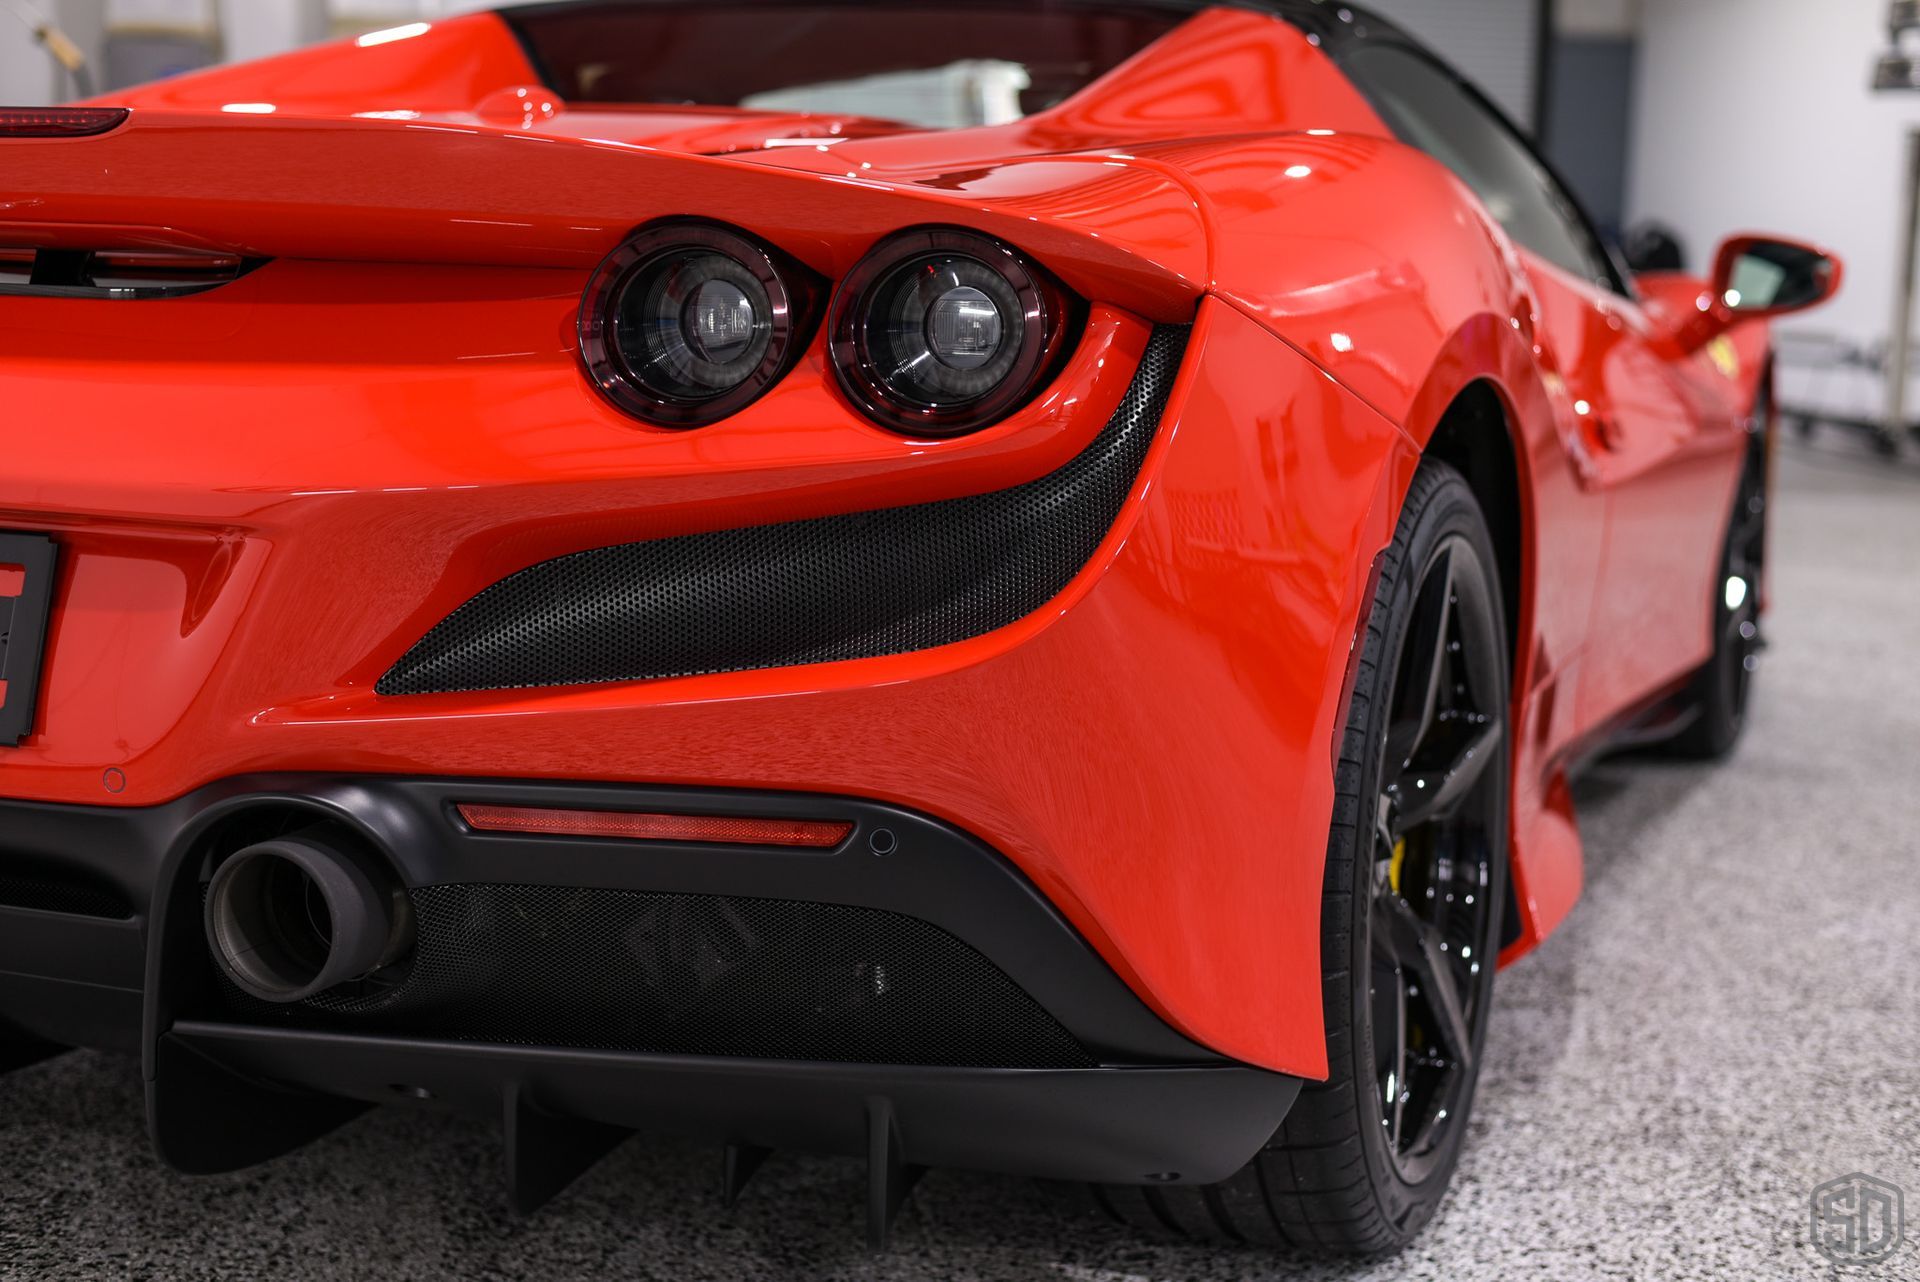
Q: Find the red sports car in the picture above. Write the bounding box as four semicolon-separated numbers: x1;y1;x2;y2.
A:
0;0;1839;1255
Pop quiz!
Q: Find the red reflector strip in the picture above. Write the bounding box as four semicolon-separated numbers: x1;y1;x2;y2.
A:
0;107;130;138
456;803;853;849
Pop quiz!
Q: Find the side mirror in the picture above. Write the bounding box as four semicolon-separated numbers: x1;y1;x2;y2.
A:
1660;234;1842;354
1710;235;1843;318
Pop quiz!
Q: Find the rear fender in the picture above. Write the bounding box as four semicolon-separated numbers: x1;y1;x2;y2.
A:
1403;320;1599;961
1157;128;1603;960
1343;314;1598;965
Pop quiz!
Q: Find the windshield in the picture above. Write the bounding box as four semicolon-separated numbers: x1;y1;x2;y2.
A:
500;1;1191;129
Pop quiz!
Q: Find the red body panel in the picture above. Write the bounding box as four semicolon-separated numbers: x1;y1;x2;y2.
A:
0;6;1795;1074
0;294;1400;1078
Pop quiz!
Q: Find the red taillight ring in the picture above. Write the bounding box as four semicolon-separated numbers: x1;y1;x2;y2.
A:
829;227;1076;438
579;220;821;429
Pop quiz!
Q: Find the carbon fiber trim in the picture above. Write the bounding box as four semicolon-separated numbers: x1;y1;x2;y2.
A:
377;324;1189;696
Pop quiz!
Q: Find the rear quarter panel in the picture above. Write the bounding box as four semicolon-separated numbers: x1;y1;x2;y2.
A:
1156;130;1611;958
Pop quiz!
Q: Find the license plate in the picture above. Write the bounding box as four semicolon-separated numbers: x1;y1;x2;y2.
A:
0;533;58;746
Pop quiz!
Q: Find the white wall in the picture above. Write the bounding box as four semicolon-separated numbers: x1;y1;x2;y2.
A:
1629;0;1916;352
0;0;494;101
218;0;325;66
339;0;496;16
1;0;105;102
1559;0;1642;39
331;0;497;32
0;16;57;103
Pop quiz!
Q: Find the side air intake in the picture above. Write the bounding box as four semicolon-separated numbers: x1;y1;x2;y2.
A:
377;324;1190;696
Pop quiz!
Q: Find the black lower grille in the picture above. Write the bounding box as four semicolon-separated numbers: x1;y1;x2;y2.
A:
0;864;133;920
215;884;1094;1069
377;324;1191;696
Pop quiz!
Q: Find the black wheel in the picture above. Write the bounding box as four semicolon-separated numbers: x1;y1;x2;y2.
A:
1061;461;1510;1254
1665;416;1769;759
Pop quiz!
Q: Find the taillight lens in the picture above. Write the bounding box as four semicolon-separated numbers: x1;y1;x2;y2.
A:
0;107;129;138
579;221;820;428
457;804;852;849
830;228;1075;437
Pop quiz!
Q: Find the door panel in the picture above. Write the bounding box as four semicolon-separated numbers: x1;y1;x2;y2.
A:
1549;280;1740;724
1582;335;1744;723
1524;257;1734;731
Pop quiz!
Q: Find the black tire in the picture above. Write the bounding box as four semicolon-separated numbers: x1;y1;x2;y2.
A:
1059;460;1511;1254
1665;402;1770;760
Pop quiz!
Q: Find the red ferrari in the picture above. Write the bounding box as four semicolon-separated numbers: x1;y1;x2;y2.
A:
0;0;1839;1255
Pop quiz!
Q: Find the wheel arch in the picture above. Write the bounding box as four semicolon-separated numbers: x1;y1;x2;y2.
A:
1414;380;1531;950
1392;312;1557;702
1384;314;1582;963
1382;303;1589;959
1420;381;1525;669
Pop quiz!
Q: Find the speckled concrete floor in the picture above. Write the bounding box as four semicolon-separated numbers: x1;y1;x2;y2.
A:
4;434;1918;1282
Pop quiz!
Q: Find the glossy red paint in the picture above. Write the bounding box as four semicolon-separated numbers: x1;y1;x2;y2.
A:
95;13;540;116
0;4;1839;1075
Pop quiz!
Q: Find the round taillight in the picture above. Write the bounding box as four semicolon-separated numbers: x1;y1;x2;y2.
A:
579;222;819;428
829;228;1075;437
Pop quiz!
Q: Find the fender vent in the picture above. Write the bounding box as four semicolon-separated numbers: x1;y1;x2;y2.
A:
214;883;1095;1069
378;323;1190;696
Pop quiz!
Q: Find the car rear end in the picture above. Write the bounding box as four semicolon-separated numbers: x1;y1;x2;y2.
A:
0;3;1399;1236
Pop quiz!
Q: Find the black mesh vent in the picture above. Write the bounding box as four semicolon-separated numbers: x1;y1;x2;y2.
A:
0;864;134;920
378;325;1190;696
215;884;1095;1069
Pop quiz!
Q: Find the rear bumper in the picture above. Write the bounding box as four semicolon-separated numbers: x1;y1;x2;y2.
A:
161;1025;1294;1187
0;294;1414;1077
0;776;1299;1188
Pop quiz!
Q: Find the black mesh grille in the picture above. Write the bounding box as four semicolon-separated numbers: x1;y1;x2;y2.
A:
378;325;1190;696
0;865;133;920
215;884;1094;1069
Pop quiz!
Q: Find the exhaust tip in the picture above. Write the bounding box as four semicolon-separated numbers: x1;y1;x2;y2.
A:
205;833;413;1004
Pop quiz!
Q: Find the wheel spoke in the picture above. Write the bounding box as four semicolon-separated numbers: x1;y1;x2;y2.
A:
1387;969;1407;1147
1377;893;1475;1071
1388;718;1503;834
1361;514;1507;1179
1373;795;1398;870
1368;901;1411;1150
1374;890;1424;968
1382;546;1454;772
